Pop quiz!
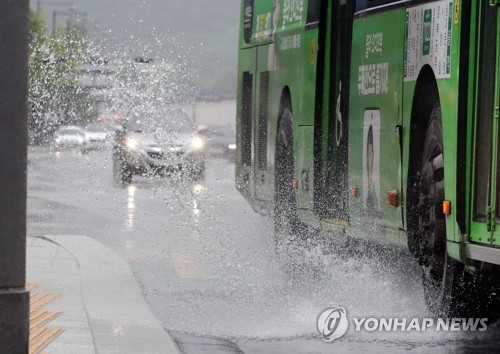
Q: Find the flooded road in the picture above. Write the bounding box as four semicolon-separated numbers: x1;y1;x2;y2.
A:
27;146;500;353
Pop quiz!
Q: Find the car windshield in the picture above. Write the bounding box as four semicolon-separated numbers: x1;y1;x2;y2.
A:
58;129;81;135
126;109;194;134
85;124;105;132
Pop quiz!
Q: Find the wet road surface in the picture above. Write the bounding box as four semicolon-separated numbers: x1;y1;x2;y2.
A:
27;146;500;353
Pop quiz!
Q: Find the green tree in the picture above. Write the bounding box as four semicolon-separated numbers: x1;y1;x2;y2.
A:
28;10;96;144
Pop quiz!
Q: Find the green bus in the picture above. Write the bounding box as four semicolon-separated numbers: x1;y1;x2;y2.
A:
236;0;500;317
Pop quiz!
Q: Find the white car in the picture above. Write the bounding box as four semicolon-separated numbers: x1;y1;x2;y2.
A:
84;124;111;150
53;126;88;151
84;124;110;142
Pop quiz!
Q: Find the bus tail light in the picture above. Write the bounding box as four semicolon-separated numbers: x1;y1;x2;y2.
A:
443;200;451;215
387;190;398;207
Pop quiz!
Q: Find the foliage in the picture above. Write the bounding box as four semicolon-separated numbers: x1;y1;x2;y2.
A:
28;10;97;144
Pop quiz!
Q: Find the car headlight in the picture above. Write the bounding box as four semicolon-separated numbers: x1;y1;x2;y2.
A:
55;137;61;144
77;136;84;144
190;136;205;150
228;144;236;150
126;137;140;150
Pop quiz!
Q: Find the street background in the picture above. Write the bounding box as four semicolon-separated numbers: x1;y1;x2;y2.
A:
22;1;500;353
26;101;500;353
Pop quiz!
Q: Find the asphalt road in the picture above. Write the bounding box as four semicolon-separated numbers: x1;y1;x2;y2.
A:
27;146;500;353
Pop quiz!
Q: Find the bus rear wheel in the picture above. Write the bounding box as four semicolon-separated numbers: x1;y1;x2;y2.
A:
274;107;307;256
417;105;483;317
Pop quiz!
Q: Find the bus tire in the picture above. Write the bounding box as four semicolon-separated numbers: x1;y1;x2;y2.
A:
274;107;307;256
417;105;484;317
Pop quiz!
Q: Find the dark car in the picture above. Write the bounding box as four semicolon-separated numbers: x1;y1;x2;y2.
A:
112;111;207;184
83;123;112;151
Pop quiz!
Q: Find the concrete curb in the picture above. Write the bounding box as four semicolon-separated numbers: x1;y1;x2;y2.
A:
41;235;180;354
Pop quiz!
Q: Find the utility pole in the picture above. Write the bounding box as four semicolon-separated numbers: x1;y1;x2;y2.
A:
0;0;30;352
52;9;87;34
37;0;73;16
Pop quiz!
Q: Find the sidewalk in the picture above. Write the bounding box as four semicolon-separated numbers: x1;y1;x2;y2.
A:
26;235;180;354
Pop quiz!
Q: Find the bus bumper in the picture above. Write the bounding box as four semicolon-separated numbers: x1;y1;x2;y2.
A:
464;243;500;267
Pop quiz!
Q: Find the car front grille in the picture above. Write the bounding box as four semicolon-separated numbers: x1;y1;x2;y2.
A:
147;151;164;159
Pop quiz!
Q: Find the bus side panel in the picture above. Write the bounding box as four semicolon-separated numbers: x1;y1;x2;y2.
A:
254;46;278;205
249;0;316;209
236;47;257;207
257;1;319;218
401;1;461;249
295;25;320;217
348;9;405;240
469;2;500;249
